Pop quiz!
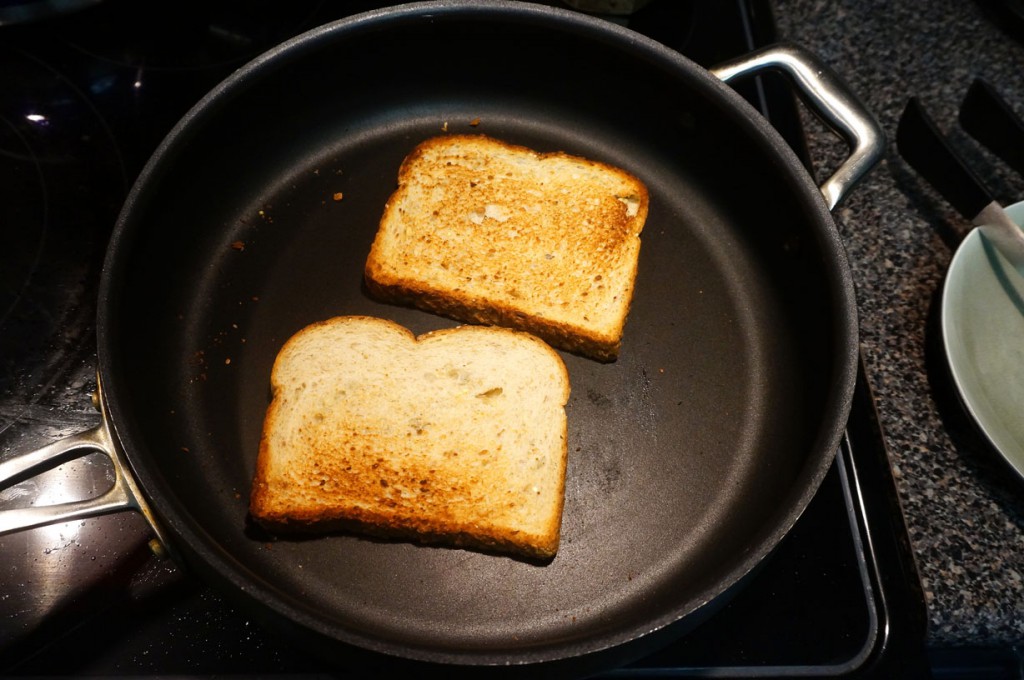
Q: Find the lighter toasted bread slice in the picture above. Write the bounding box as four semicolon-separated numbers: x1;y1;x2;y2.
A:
365;134;649;362
249;316;570;560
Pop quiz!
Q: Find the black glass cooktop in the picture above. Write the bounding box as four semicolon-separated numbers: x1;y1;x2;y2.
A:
0;1;927;677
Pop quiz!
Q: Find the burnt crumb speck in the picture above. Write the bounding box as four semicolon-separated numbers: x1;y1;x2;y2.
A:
586;388;612;408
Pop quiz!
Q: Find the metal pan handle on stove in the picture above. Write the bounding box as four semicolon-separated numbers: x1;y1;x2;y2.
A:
0;380;171;557
711;43;885;211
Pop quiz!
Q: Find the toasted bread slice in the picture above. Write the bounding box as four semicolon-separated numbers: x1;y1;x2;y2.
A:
249;316;571;560
364;134;649;362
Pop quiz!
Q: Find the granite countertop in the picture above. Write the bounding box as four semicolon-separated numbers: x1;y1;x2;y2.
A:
772;0;1024;650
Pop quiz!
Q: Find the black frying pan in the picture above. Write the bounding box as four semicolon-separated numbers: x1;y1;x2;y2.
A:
0;1;883;675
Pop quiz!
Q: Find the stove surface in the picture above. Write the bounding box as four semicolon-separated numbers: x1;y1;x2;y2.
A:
0;1;927;676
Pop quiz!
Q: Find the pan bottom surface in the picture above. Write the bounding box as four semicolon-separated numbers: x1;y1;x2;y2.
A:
101;11;847;662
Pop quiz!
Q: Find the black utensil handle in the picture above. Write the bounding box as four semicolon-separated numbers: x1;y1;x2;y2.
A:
896;97;992;221
960;78;1024;179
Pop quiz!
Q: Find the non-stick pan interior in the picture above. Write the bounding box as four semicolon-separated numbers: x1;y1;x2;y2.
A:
98;2;854;668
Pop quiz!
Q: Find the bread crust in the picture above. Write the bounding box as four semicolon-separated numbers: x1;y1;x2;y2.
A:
364;134;649;362
249;316;570;561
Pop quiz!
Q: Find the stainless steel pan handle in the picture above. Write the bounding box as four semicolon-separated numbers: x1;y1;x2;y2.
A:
711;43;885;211
0;382;171;557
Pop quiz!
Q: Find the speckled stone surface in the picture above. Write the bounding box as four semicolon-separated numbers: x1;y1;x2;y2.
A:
771;0;1024;648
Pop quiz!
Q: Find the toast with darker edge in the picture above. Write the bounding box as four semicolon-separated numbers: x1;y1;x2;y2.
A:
249;316;571;560
364;134;649;362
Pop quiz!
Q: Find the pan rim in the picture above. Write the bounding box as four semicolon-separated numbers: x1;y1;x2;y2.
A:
95;0;858;669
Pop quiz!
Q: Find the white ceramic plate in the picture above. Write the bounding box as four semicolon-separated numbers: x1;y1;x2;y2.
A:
941;200;1024;479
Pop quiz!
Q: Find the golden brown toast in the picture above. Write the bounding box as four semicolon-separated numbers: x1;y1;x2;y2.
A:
249;316;571;560
364;134;649;362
